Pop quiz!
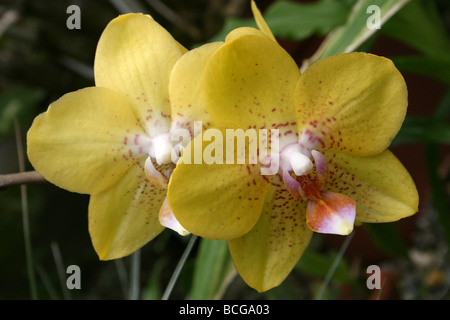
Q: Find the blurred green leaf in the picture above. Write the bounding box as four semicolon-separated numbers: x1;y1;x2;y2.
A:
261;0;350;40
0;87;44;137
364;223;408;257
295;248;355;285
210;0;352;42
393;56;450;87
309;0;410;63
426;89;450;246
393;90;450;146
426;143;450;246
190;239;234;299
392;116;450;146
382;0;450;61
143;257;168;300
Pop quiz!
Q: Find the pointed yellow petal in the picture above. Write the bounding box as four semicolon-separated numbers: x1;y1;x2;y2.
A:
202;33;300;145
89;162;166;260
295;52;408;156
229;178;312;292
168;132;272;239
27;87;146;195
324;149;419;223
251;0;276;42
169;41;223;136
94;13;187;136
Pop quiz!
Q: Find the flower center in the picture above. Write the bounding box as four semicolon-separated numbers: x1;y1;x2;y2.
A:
281;147;356;236
279;142;313;177
281;148;327;201
133;131;176;188
148;132;174;165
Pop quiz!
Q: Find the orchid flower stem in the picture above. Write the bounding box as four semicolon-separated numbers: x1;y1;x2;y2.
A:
129;249;141;300
51;241;71;300
162;235;198;300
14;119;38;300
315;231;355;300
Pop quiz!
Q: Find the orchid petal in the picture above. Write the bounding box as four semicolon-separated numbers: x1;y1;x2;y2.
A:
295;52;408;156
311;149;328;189
202;32;300;146
229;178;312;292
27;87;145;195
169;41;222;136
251;0;276;42
159;197;189;236
89;162;165;260
224;27;269;42
282;169;306;199
94;13;187;136
324;149;419;223
306;191;356;235
144;157;169;188
168;132;272;239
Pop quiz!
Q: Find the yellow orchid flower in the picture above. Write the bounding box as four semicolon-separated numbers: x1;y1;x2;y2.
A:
168;5;419;292
26;13;217;260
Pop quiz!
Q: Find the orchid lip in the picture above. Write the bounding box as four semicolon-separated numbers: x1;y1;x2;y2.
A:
148;132;174;165
279;142;313;176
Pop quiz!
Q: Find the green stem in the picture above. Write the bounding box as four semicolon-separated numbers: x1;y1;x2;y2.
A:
162;235;198;300
315;231;354;300
129;250;141;300
15;119;38;299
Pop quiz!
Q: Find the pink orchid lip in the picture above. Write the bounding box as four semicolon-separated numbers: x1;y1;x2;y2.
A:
306;191;356;235
282;169;306;200
282;148;356;236
311;150;327;189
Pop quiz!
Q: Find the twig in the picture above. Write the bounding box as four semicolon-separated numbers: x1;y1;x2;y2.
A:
0;171;46;189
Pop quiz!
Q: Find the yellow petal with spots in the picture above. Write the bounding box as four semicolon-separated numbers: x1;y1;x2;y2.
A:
169;41;223;136
251;0;276;42
27;87;145;195
202;33;300;146
323;149;418;223
168;131;272;239
89;161;166;260
95;13;187;136
295;52;408;156
229;176;312;292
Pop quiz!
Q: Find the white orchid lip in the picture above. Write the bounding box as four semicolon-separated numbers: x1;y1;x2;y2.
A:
131;131;176;188
279;142;313;176
159;197;190;236
149;132;173;165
